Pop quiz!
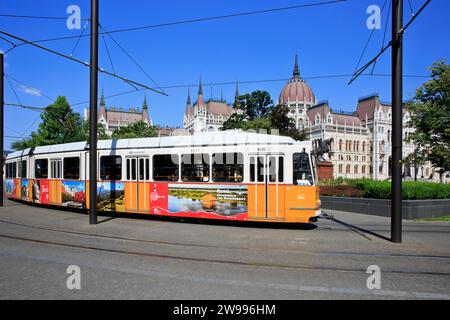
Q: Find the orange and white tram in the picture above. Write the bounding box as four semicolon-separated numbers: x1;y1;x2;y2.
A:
4;131;321;223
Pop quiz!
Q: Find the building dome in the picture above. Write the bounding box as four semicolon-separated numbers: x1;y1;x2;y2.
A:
278;53;316;105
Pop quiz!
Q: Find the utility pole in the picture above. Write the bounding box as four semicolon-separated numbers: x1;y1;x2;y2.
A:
0;53;4;207
391;0;403;243
89;0;99;225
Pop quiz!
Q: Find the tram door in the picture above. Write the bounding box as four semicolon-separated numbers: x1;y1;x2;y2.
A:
249;155;285;220
126;157;150;212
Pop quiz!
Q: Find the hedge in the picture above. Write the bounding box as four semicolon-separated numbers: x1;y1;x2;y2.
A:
319;178;450;200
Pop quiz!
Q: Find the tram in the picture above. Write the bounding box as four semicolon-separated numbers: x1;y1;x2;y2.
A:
4;131;321;223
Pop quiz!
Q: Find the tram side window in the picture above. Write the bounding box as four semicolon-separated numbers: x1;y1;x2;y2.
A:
250;158;255;182
35;159;48;179
64;157;80;180
212;153;243;182
181;153;210;182
278;156;284;182
153;154;179;181
6;162;16;179
293;153;313;185
135;158;150;181
18;160;27;178
249;157;264;182
50;159;62;179
257;156;264;182
100;156;122;180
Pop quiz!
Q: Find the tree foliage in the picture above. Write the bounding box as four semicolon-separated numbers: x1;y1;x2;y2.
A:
406;60;450;182
221;90;308;141
111;120;157;139
12;96;85;150
81;120;110;141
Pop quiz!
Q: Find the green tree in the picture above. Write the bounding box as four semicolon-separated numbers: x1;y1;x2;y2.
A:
221;90;308;141
81;120;110;141
404;147;426;181
241;117;273;132
236;90;273;120
406;60;450;183
12;96;85;150
111;120;157;139
221;113;247;130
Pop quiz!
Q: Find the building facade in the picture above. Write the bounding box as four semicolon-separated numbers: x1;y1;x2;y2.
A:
278;54;443;182
183;79;237;133
84;89;152;136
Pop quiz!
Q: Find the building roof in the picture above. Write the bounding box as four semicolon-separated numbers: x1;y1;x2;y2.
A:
106;109;144;123
205;100;235;116
278;53;316;105
333;113;362;126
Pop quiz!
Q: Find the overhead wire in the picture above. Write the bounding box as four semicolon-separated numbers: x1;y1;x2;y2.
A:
0;14;89;20
26;0;349;44
348;0;431;85
352;0;389;78
408;0;415;16
371;0;392;74
0;29;167;95
6;76;23;105
70;72;429;107
100;28;116;74
69;20;90;57
5;74;54;102
99;24;165;94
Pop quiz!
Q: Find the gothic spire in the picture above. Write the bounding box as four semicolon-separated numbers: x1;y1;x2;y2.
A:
234;81;240;107
198;76;203;95
142;93;148;110
100;87;105;107
197;77;204;106
185;89;192;115
293;51;300;78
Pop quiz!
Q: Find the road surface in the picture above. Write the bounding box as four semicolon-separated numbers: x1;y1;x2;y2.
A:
0;199;449;299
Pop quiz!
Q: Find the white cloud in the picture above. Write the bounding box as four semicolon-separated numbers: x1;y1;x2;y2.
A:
20;84;42;97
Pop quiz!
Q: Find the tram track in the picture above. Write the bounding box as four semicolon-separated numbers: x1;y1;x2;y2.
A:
1;219;450;278
1;232;450;277
1;218;450;260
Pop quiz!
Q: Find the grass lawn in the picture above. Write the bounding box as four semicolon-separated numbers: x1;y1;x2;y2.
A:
417;215;450;222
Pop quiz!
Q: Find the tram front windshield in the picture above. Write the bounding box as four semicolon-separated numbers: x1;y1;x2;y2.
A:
293;152;314;186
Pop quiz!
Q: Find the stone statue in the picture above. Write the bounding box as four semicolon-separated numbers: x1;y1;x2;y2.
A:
312;138;334;161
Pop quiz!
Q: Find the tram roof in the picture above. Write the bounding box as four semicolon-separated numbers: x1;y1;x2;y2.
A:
6;131;309;159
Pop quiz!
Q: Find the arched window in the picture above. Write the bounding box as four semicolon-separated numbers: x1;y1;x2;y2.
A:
380;140;385;151
362;165;366;174
327;113;332;124
362;141;366;152
315;114;321;125
346;164;351;174
354;165;358;174
339;139;343;151
338;164;343;174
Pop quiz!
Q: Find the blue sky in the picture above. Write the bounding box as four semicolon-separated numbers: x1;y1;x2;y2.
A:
1;0;449;149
